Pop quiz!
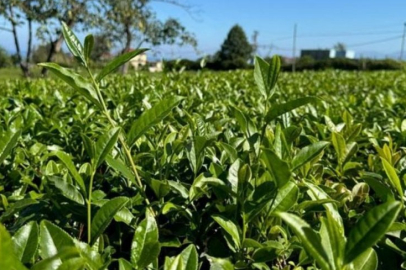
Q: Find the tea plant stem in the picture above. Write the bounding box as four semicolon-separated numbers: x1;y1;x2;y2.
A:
86;68;155;216
87;171;95;244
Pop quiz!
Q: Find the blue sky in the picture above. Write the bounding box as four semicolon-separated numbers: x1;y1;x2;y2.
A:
1;0;406;59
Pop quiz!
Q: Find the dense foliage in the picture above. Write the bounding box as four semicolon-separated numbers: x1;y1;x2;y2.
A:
212;24;253;70
1;26;406;270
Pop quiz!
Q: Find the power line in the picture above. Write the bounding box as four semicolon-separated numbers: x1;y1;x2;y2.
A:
347;35;402;47
265;30;403;42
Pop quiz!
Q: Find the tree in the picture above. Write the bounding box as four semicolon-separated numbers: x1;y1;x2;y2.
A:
0;0;56;76
215;24;253;69
36;0;104;75
32;44;71;65
102;0;197;73
0;46;12;68
90;34;113;62
334;42;347;51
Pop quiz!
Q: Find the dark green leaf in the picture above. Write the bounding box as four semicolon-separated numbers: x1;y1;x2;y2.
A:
39;220;76;259
106;155;136;185
352;248;378;270
94;127;120;168
118;258;133;270
48;176;85;205
345;201;401;263
252;247;278;263
84;34;94;62
90;197;129;245
31;247;81;270
332;132;346;165
269;181;298;213
261;148;291;188
292;141;330;170
381;158;404;201
165;244;198;270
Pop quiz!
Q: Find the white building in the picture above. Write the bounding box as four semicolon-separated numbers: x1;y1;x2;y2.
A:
129;52;147;70
300;49;355;60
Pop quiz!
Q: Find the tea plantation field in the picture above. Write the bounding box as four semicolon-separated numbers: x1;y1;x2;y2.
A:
2;66;406;269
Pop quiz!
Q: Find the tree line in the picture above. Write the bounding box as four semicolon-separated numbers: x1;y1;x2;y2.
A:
0;0;197;77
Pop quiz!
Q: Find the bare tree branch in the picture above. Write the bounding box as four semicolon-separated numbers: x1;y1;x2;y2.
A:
0;26;12;32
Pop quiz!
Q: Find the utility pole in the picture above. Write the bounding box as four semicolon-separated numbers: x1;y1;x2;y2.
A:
251;30;259;64
400;22;406;61
292;23;297;72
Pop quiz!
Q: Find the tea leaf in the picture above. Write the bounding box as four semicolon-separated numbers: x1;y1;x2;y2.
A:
261;148;291;188
265;97;318;123
345;201;401;264
212;215;241;250
254;55;280;99
53;150;87;197
94;127;120;168
61;21;86;66
0;129;21;165
96;48;148;82
90;197;129;245
12;221;39;263
37;63;101;108
131;211;160;268
292;141;330;170
0;223;28;270
277;212;331;270
84;34;94;63
128;96;184;146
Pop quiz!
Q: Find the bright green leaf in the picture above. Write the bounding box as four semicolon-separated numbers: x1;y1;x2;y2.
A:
261;148;291;188
53;151;87;197
0;129;21;165
265;97;318;123
37;63;101;108
131;211;161;269
12;221;39;263
96;49;148;82
128;96;183;146
254;55;281;99
381;158;404;201
212;215;241;250
0;223;28;270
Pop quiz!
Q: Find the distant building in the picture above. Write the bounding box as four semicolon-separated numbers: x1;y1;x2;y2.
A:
300;49;355;60
124;50;163;72
129;52;148;70
148;61;163;73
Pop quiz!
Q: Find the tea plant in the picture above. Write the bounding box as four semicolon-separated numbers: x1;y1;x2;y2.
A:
0;23;405;270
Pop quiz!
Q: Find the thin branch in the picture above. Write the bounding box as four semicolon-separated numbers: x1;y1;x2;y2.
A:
0;26;12;32
151;0;202;21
